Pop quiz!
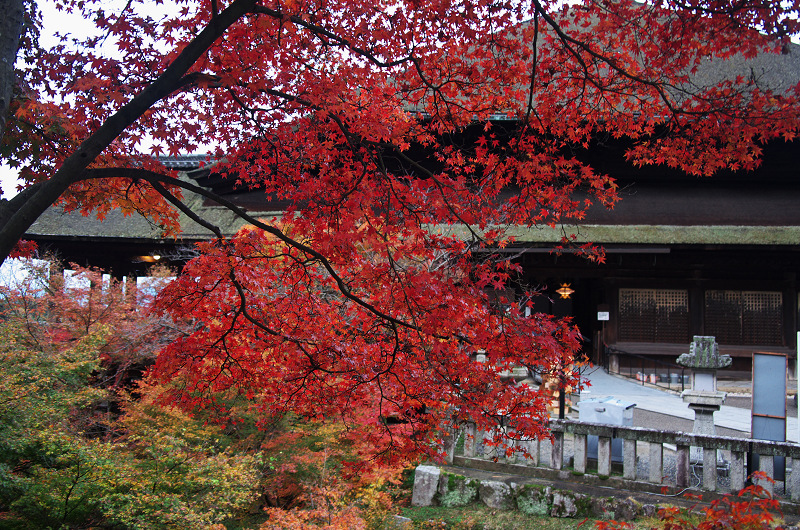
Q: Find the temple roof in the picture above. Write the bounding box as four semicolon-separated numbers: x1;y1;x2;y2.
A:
26;173;277;242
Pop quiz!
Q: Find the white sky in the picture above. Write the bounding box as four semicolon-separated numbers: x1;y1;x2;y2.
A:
0;257;49;291
0;4;95;199
0;164;22;199
0;1;169;199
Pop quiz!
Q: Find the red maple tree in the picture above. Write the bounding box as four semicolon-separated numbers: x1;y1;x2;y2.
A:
1;0;799;462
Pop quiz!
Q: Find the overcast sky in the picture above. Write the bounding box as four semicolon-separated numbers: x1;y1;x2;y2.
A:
1;4;94;199
0;1;173;199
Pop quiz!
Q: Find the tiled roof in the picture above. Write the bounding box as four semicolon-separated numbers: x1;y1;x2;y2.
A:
689;45;800;97
25;173;277;242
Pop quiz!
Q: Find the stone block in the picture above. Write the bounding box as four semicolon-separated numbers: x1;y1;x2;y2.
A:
516;485;551;516
598;436;612;477
437;472;478;507
574;434;587;473
389;515;413;528
589;496;614;520
478;480;515;510
649;442;663;483
411;465;440;506
613;497;641;521
681;391;726;407
730;451;745;492
790;457;800;501
551;491;589;518
623;439;637;480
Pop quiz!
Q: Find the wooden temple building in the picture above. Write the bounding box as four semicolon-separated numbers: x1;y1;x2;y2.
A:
512;139;800;373
24;45;800;374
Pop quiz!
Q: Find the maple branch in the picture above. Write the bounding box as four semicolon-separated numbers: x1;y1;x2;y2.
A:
147;178;224;240
12;116;77;158
533;1;782;130
523;10;540;127
250;89;493;272
256;87;491;245
226;88;273;136
0;0;258;264
251;6;413;69
82;168;425;335
245;87;442;224
377;144;487;242
144;176;357;360
530;0;683;116
209;86;492;238
670;0;785;28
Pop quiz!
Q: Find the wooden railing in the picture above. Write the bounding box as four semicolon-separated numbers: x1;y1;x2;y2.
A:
446;419;800;501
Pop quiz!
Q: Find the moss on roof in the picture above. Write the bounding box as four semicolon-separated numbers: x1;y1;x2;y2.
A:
25;175;277;241
435;224;800;246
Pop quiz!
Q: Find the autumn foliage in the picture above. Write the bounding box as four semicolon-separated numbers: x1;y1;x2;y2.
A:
0;261;410;527
0;263;257;527
2;0;800;466
153;219;582;463
595;473;782;530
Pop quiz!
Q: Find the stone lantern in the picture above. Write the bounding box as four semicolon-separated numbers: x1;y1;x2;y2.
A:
677;336;731;438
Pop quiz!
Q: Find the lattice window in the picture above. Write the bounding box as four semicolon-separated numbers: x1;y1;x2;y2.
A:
705;290;783;346
619;289;689;343
655;290;690;342
704;291;741;345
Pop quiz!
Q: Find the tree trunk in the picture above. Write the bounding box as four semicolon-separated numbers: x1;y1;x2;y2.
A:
0;0;256;264
0;0;25;143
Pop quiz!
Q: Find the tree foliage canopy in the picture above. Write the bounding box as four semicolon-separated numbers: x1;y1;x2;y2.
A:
0;263;265;528
1;0;799;462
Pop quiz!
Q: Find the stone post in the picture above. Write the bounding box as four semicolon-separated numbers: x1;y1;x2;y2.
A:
676;336;731;471
648;443;663;484
411;465;441;506
463;422;477;458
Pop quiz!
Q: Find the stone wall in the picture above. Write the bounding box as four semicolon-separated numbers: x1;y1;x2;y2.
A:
411;464;653;521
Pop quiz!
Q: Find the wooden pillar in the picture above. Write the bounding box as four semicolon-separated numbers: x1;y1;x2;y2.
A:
783;273;796;356
689;272;704;337
607;281;619;344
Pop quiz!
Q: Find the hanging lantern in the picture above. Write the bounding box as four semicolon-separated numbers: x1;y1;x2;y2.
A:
556;283;574;299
